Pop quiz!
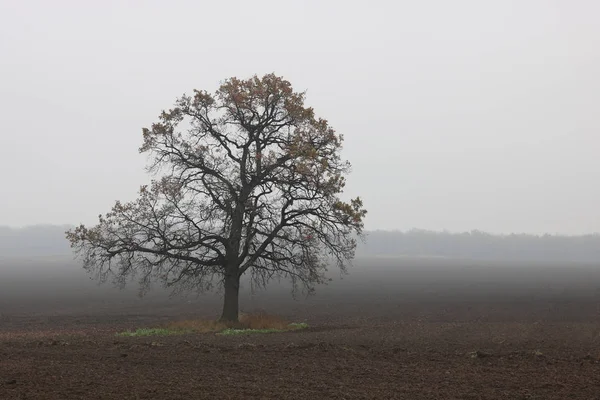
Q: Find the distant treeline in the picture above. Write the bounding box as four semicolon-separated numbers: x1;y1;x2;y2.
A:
1;225;599;263
0;225;72;258
357;229;600;263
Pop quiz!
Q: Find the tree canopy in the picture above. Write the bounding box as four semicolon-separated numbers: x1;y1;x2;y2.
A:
66;74;366;321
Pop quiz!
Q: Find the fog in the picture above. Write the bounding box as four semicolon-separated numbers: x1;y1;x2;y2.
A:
2;225;599;302
1;2;599;314
1;225;599;323
2;225;600;265
1;0;599;235
3;250;600;321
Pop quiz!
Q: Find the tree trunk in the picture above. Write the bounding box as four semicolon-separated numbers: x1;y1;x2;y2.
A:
220;272;240;323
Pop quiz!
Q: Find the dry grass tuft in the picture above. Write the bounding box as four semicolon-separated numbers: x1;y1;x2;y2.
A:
239;312;291;330
165;312;293;333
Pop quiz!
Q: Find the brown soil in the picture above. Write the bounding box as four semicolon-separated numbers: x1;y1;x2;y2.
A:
1;257;600;399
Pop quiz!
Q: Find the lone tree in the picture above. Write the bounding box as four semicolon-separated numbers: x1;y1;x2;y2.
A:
66;74;366;322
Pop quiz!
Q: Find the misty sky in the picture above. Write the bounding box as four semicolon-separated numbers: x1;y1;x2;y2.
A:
1;0;598;235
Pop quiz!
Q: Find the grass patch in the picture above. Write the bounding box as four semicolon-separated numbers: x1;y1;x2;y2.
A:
115;312;309;337
288;322;309;329
218;322;309;336
116;328;192;337
219;328;283;336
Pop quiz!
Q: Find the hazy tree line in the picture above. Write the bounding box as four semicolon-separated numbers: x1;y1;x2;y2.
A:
0;225;72;257
1;225;599;263
357;229;600;263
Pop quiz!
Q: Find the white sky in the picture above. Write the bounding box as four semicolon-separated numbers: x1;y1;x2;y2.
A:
1;0;598;235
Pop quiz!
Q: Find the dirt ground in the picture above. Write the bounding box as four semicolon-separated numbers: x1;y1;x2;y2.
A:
1;256;600;399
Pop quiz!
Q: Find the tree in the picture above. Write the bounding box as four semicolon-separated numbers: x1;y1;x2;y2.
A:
66;74;367;322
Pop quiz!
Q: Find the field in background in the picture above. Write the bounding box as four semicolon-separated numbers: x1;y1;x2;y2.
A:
1;256;600;399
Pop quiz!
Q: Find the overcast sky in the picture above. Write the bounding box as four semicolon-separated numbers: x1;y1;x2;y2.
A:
1;0;598;235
